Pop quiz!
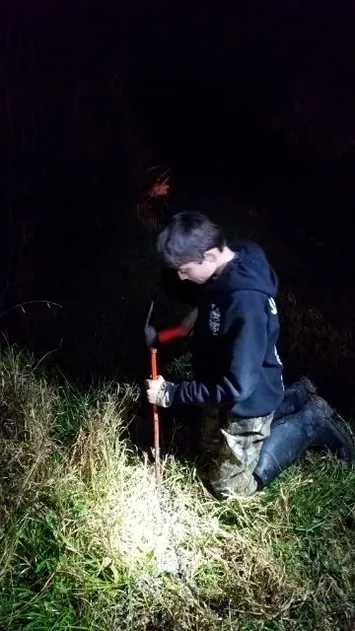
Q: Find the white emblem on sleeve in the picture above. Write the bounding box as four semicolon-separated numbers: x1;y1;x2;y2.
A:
268;297;278;315
274;345;283;366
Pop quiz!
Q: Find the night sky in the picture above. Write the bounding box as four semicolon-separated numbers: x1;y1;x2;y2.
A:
0;1;354;414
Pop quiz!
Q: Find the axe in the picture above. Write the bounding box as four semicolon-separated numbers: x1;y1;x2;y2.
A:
144;300;197;482
144;299;188;348
145;300;163;484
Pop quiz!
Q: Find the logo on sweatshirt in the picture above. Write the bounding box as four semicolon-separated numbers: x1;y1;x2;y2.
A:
209;303;221;336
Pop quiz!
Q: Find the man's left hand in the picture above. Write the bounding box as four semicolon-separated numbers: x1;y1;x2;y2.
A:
145;375;175;407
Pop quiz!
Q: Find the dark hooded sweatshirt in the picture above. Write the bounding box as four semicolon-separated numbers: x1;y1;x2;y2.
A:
162;240;284;417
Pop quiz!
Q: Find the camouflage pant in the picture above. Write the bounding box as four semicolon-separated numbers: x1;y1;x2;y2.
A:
198;408;274;498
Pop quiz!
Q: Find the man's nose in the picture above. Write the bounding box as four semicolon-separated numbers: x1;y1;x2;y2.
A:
178;271;187;281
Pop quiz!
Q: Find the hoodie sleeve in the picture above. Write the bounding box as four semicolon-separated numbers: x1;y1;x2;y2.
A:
170;291;268;407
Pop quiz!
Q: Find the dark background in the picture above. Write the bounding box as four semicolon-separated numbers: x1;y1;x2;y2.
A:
0;1;354;419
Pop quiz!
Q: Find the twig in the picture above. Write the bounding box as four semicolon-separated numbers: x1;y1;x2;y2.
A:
33;339;63;372
0;300;62;320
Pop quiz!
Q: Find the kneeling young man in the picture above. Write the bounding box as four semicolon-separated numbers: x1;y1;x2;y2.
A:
146;211;354;498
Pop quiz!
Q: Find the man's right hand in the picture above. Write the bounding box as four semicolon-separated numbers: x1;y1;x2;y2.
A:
145;308;198;348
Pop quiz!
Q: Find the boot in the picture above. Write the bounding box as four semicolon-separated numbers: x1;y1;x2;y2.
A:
254;391;355;489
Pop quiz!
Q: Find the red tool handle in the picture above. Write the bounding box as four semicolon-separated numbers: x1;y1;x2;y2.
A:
150;348;160;482
157;325;185;344
150;347;158;379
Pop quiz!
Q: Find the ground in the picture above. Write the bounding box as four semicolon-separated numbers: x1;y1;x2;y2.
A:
0;187;354;630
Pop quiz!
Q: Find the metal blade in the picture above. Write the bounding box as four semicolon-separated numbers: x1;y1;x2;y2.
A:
145;299;155;332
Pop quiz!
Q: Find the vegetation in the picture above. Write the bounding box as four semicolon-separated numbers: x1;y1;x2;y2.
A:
0;346;354;630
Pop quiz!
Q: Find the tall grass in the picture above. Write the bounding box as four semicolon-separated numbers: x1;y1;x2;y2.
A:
0;346;354;630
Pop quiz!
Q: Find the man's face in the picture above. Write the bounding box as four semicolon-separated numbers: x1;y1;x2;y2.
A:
177;252;217;284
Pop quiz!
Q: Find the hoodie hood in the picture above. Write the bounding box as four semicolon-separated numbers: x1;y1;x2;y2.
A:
210;239;279;297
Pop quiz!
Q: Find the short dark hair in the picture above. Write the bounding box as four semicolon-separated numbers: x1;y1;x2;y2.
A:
157;211;226;268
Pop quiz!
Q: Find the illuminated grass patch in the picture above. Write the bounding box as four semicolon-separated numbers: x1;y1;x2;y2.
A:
0;347;354;630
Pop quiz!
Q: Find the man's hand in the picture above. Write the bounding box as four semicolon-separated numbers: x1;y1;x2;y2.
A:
146;375;165;404
144;308;198;348
145;375;175;407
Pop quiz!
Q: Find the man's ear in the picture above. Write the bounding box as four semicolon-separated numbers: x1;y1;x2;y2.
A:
203;248;218;263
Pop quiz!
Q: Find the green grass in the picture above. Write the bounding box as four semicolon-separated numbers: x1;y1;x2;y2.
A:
0;347;354;630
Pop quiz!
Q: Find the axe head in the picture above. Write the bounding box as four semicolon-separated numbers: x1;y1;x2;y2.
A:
144;300;157;348
145;324;157;348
